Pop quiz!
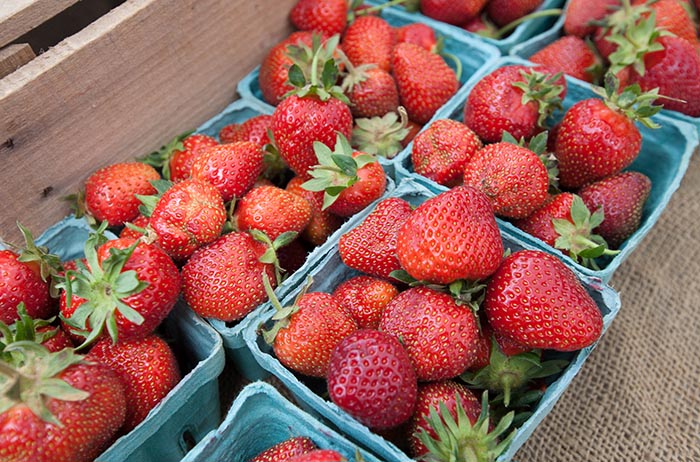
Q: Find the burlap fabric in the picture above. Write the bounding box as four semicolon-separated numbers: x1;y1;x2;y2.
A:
517;153;700;462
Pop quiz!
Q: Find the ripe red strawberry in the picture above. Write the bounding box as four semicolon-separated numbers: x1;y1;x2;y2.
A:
464;65;566;144
379;286;480;381
420;0;489;25
120;214;150;239
190;141;264;202
411;118;483;187
554;76;661;189
342;66;399;119
395;23;438;52
513;193;576;247
487;0;543;27
1;304;72;352
236;185;313;241
466;321;532;372
276;238;311;275
59;234;181;345
529;35;601;83
563;0;621;37
218;114;273;148
286;176;343;246
0;347;127;462
341;15;396;72
290;0;348;36
265;288;357;378
462;140;549;219
168;134;219;182
391;43;459;124
84;162;160;227
396;187;504;285
148;179;227;261
259;31;317;105
287;449;347;462
88;334;180;432
181;232;276;322
37;325;73;352
338;197;412;279
632;0;698;45
0;250;53;324
250;436;317;462
484;250;604;351
578;171;652;248
332;275;398;329
327;328;417;430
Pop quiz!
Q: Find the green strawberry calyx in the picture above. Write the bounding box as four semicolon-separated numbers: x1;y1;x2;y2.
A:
0;304;61;355
460;337;568;408
11;222;64;298
594;72;664;129
285;34;349;104
250;229;298;285
302;133;378;210
351;0;416;18
389;269;486;314
417;391;516;462
0;341;89;427
351;107;411;159
260;273;313;345
56;222;148;348
512;68;566;128
135;179;173;218
552;195;620;270
138;130;194;180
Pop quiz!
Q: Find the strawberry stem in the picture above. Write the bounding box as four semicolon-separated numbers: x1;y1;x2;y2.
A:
493;9;563;38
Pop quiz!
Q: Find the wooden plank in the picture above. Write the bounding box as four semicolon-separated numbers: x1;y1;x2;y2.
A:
0;43;35;78
0;0;82;48
0;0;295;244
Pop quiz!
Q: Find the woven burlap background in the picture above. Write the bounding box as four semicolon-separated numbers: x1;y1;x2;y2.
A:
517;153;700;461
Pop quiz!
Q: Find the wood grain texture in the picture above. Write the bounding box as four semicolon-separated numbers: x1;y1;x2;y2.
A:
0;43;35;78
0;0;295;244
0;0;82;47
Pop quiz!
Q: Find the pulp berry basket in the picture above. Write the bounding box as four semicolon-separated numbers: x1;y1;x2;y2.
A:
235;6;501;179
394;55;699;283
240;176;622;462
1;215;226;462
365;0;566;54
181;381;386;462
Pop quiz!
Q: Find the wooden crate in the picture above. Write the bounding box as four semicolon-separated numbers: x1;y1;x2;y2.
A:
0;0;296;244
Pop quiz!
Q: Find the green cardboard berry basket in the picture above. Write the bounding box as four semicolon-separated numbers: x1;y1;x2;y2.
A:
235;6;501;180
240;176;621;462
1;215;226;462
393;55;699;283
181;381;385;462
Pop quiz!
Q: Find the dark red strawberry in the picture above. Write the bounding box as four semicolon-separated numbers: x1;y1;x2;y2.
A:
421;0;489;25
290;0;348;36
258;31;317;105
190;141;264;202
168;134;219;182
338;197;412;279
0;249;53;324
286;449;347;462
276;237;311;275
529;35;601;83
391;43;459;125
484;250;604;351
332;275;398;329
286;176;343;246
88;334;180;432
513;193;576;247
181;232;276;322
379;286;480;381
59;233;181;346
327;329;417;430
396;187;504;285
564;0;621;37
218;115;273;148
341;15;396;72
250;436;317;462
395;23;438;52
487;0;543;27
578;171;652;248
411;118;483;187
236;185;313;241
342;66;399;119
84;162;160;227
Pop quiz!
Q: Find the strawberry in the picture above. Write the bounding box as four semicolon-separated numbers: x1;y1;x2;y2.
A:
0;249;53;324
0;345;126;462
578;171;652;248
258;31;317;105
276;237;311;275
236;185;312;241
554;75;662;189
217;123;240;144
631;0;698;44
513;192;577;247
37;325;73;352
396;186;504;285
88;334;180;432
487;0;543;27
410;118;483;187
190;141;264;202
342;66;399;119
410;382;514;461
263;280;357;378
286;449;347;462
59;231;181;346
83;162;160;227
119;214;150;239
395;23;438;52
338;197;412;280
484;250;604;351
303;134;386;217
379;286;480;381
147;179;227;261
250;436;317;462
420;0;489;25
290;0;348;36
391;42;459;125
341;15;396;72
332;275;398;329
327;328;417;430
286;176;343;246
462;139;549;219
218;115;273;148
529;35;601;83
181;232;277;322
1;303;72;352
563;0;621;37
464;65;566;144
167;134;219;182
